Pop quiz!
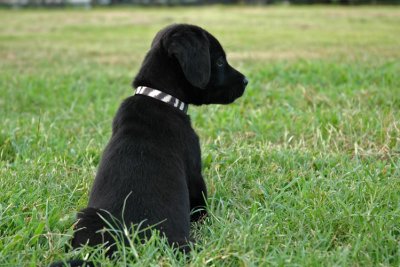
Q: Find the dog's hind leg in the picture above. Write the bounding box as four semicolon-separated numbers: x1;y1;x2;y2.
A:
49;208;117;267
71;207;118;253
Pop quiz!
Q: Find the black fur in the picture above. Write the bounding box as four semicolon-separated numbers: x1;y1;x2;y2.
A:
50;24;247;266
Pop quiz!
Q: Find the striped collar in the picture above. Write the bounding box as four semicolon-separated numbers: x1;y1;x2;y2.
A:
135;86;188;114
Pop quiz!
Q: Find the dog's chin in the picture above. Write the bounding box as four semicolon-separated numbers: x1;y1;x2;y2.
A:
225;86;246;104
201;86;245;105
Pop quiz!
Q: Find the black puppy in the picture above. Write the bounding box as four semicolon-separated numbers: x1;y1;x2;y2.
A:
51;24;247;266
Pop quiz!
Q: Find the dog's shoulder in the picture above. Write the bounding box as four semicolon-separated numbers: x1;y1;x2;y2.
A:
111;95;193;139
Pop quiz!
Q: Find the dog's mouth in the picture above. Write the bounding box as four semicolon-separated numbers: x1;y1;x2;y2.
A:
200;82;246;105
211;86;246;104
228;85;246;102
236;85;246;98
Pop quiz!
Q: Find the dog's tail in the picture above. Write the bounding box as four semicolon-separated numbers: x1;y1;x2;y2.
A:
49;259;95;267
49;207;117;267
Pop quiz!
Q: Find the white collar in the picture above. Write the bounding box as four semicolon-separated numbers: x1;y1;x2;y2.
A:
135;86;188;114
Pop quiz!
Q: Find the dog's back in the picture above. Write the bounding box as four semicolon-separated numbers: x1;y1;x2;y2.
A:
77;95;197;249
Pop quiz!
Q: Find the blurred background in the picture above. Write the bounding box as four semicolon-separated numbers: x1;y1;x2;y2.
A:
1;0;399;7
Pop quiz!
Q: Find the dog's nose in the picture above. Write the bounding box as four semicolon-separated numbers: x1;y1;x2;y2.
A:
243;77;249;87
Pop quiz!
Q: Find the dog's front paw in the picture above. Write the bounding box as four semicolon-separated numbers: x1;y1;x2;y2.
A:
190;208;207;222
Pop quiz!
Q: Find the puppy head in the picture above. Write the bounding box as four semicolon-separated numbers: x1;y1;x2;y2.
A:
134;24;248;105
154;24;211;90
200;32;248;104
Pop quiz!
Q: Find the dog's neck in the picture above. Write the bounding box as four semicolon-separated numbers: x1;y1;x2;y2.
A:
135;86;189;114
133;50;201;105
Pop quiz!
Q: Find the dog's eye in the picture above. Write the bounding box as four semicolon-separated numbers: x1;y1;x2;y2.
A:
216;57;225;67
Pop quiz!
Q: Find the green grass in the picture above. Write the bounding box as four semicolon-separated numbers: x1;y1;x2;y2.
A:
1;5;400;266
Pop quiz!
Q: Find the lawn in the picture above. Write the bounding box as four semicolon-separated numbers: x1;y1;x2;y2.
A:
0;5;400;266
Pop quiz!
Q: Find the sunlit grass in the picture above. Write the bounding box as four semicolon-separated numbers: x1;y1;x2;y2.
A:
0;6;399;266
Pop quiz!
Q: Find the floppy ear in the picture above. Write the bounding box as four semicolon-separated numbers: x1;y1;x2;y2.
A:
163;30;211;89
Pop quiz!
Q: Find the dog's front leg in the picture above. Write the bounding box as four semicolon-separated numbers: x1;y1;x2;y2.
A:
188;170;208;222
